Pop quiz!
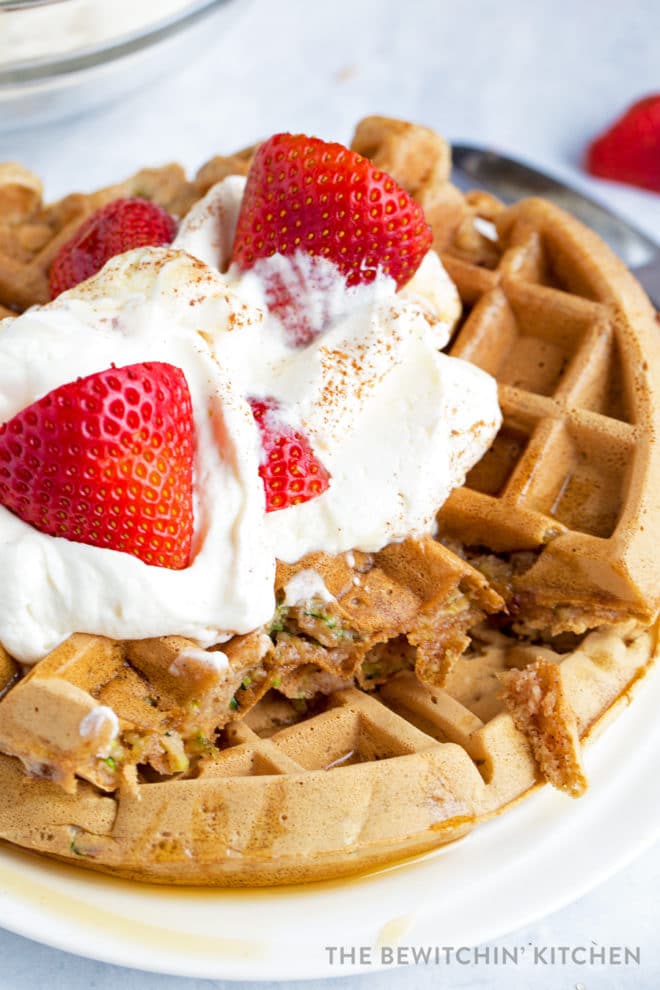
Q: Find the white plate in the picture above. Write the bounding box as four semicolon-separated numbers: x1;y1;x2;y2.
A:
1;659;659;981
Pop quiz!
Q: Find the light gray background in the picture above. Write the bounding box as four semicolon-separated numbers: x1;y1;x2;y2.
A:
0;0;659;987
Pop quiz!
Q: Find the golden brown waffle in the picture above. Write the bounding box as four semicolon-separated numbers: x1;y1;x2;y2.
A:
0;618;655;885
353;116;660;636
0;631;275;795
0;161;201;313
5;122;657;635
0;149;260;315
0;537;500;796
0;117;658;885
443;202;660;632
273;537;501;693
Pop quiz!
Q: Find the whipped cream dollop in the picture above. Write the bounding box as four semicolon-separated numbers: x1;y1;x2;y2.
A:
0;176;501;662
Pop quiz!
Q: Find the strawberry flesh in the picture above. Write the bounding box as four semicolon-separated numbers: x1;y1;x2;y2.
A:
49;198;177;299
249;397;330;511
249;253;343;347
586;94;660;193
0;362;195;569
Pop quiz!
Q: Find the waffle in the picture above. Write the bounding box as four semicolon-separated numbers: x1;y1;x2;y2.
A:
0;537;499;794
0;618;655;885
0;117;658;885
352;116;660;637
0;160;201;314
441;204;660;632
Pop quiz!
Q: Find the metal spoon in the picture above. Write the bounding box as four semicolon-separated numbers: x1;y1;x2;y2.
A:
451;144;660;308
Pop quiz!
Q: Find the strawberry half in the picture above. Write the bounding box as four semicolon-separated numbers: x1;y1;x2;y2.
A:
249;397;330;511
49;198;177;298
586;95;660;193
231;133;433;343
0;362;195;569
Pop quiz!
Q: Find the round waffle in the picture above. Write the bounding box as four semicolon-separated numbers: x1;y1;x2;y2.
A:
0;619;656;885
0;118;658;885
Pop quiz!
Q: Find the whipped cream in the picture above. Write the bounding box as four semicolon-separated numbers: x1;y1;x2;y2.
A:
78;705;119;758
0;176;500;662
169;647;229;677
283;570;336;608
78;705;119;739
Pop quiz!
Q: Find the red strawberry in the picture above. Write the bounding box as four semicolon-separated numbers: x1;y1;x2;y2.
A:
249;253;341;347
586;95;660;193
249;397;330;511
49;198;177;298
0;362;195;569
232;133;433;343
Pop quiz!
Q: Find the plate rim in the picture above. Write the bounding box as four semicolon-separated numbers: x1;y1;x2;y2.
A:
0;660;659;981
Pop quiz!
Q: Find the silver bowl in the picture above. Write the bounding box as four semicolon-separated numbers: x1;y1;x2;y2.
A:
0;0;242;132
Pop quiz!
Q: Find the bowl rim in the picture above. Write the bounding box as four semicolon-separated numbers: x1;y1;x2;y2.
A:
0;0;235;85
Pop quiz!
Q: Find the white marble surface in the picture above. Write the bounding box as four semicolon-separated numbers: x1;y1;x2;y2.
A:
0;0;659;986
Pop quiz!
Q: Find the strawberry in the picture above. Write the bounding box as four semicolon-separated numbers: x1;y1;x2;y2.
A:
0;362;195;569
49;198;177;298
249;397;330;511
586;95;660;193
231;133;433;343
248;253;341;347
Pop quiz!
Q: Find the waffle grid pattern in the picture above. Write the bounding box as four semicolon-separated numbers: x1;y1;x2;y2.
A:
0;161;202;315
19;617;646;885
442;236;635;545
0;120;658;884
432;199;660;625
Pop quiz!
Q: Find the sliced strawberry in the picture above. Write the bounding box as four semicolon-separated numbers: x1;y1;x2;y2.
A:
0;362;195;569
250;253;341;347
49;198;177;298
249;397;330;511
232;132;432;287
231;133;433;342
586;95;660;193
